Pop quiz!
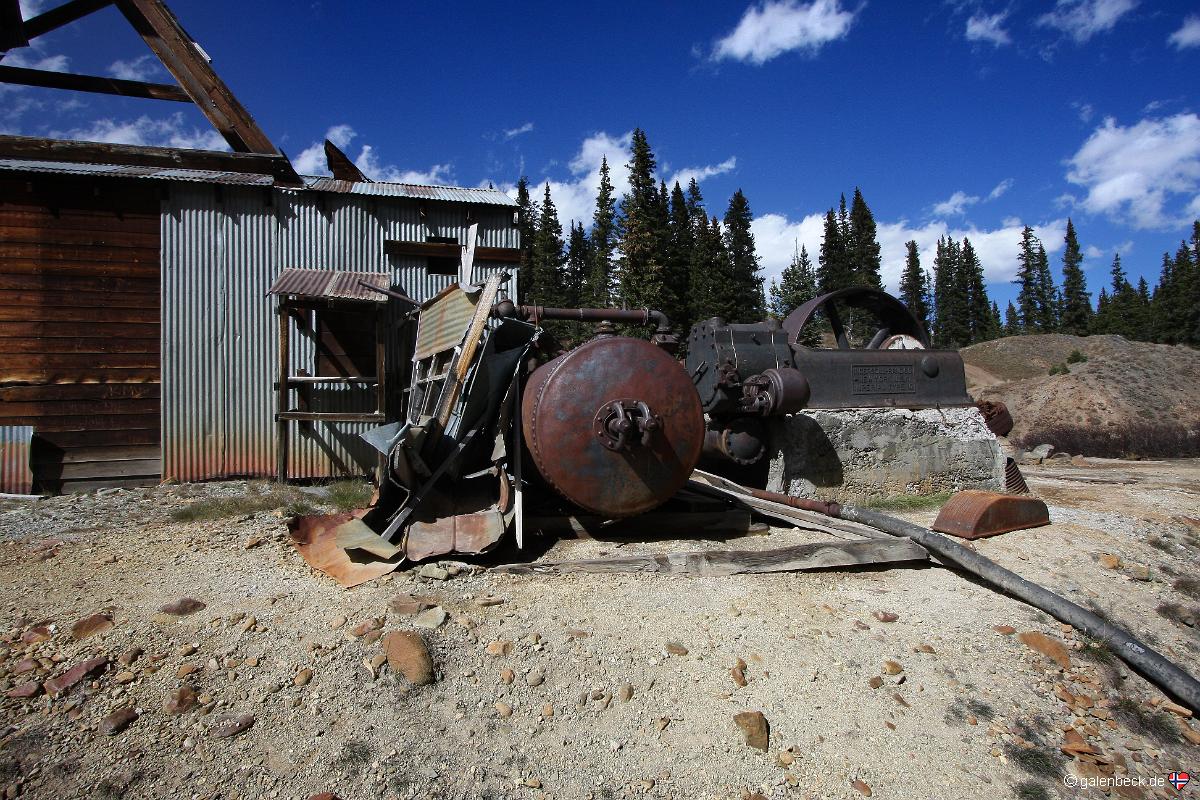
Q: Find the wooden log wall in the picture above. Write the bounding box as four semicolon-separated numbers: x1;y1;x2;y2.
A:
0;174;161;492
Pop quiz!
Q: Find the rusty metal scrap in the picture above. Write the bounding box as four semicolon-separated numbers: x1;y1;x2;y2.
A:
931;490;1050;539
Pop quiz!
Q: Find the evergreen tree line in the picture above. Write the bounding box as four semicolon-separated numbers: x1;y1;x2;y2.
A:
516;129;765;341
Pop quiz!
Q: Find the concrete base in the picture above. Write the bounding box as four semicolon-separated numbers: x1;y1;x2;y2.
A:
766;407;1005;502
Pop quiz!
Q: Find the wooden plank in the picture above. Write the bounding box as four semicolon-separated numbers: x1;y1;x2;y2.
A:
1;225;161;248
0;337;158;355
0;65;190;102
0;208;161;233
31;444;160;465
0;260;160;278
0;413;160;430
35;428;159;448
0;242;159;262
20;0;112;39
494;538;929;576
0;306;158;323
0;397;160;417
0;369;159;384
0;272;158;293
0;321;158;338
527;510;754;539
0;383;159;401
38;457;161;480
49;476;160;494
0;290;159;310
0;352;159;369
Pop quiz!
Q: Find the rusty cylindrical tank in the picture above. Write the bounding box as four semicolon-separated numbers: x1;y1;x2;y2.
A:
521;336;704;518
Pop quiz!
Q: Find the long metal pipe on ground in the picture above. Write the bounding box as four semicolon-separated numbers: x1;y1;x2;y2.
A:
750;485;1200;712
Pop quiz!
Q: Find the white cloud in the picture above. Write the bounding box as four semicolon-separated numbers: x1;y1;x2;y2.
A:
510;131;634;228
290;124;450;183
1065;113;1200;229
752;212;1067;294
2;50;69;71
1036;0;1137;43
1073;101;1095;123
17;0;47;17
503;122;534;140
712;0;856;65
987;178;1013;200
965;13;1011;46
668;157;737;190
1168;15;1200;49
49;113;229;150
931;190;980;217
108;54;163;82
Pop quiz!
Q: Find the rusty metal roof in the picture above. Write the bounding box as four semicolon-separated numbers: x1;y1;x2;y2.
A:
0;158;276;185
267;269;391;303
302;177;517;206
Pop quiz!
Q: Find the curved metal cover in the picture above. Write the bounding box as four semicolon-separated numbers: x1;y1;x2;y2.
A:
522;337;704;518
783;287;930;349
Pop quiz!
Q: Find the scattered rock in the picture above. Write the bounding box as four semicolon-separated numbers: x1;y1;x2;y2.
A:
329;615;347;629
70;612;112;640
117;647;143;667
294;668;313;687
164;686;197;715
882;660;903;675
665;642;688;656
210;713;255;738
113;670;136;685
868;676;883;690
474;596;504;607
177;663;200;678
993;625;1016;635
1017;631;1071;670
177;643;197;657
1126;563;1151;581
1098;554;1121;569
873;611;898;623
500;668;515;685
350;619;382;637
417;564;449;581
495;701;513;718
892;692;910;708
44;656;106;697
413;607;448;629
851;778;873;797
485;640;512;657
542;703;554;717
388;595;429;615
914;643;935;654
100;706;137;736
159;598;206;616
733;711;769;751
6;680;41;699
617;683;634;701
381;630;435;686
526;669;545;687
731;667;747;687
13;658;37;675
20;625;51;644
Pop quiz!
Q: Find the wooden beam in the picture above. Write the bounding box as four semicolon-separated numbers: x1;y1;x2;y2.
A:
0;65;190;101
0;134;303;186
494;538;929;576
527;510;754;539
19;0;111;40
324;139;369;182
0;0;28;49
385;240;521;263
276;302;288;483
276;412;387;423
115;0;279;155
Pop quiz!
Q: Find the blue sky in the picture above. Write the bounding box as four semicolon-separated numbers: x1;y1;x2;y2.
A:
3;0;1199;309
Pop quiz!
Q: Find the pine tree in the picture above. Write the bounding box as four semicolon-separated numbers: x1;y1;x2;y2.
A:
898;240;930;335
847;188;883;290
666;181;694;333
617;129;669;314
1092;253;1137;337
989;301;1003;340
1058;219;1091;335
933;237;969;347
722;189;765;322
1014;226;1041;332
1034;241;1057;332
1003;301;1020;336
770;243;821;346
818;207;852;295
689;217;731;322
564;221;590;309
526;183;566;306
588;157;616;307
515;176;539;303
961;238;993;344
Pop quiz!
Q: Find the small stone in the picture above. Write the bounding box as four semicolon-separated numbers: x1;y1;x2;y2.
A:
159;598;206;616
100;706;137;735
914;643;935;654
388;595;428;615
239;616;258;633
851;778;872;797
113;670;136;685
294;668;313;687
1017;631;1071;670
381;631;435;686
868;676;883;689
70;612;113;641
1099;554;1121;570
500;668;515;685
655;717;670;732
210;712;254;738
485;640;512;657
117;647;143;667
1126;563;1151;581
164;686;197;715
966;714;978;725
417;564;449;581
873;611;898;623
542;703;554;718
734;711;769;751
20;625;51;644
177;663;200;678
474;596;504;607
43;656;106;697
245;656;259;667
13;658;37;675
731;667;747;687
350;619;381;637
365;653;387;679
6;680;41;699
524;778;541;789
495;701;513;718
892;692;910;708
178;643;197;657
882;660;903;675
244;537;264;549
993;625;1016;635
413;607;448;629
665;642;688;656
526;669;546;687
617;683;634;701
777;751;795;767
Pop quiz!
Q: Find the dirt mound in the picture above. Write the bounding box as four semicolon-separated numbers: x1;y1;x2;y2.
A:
961;334;1200;443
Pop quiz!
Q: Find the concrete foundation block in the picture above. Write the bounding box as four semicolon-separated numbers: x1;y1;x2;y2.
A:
766;407;1005;502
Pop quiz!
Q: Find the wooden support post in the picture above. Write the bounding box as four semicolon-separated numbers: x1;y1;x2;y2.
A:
374;308;387;483
276;301;289;483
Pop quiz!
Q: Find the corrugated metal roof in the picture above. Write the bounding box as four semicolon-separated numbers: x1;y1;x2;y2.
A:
302;177;518;206
0;158;275;186
268;268;391;302
0;158;518;207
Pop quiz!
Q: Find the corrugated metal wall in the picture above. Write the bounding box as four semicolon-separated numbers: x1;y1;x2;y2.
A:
161;185;517;482
0;426;33;495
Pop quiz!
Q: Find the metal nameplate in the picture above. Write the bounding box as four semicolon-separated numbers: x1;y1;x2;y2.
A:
851;364;915;394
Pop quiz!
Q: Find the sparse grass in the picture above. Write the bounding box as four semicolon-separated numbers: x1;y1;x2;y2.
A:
171;484;313;522
1173;576;1200;600
1005;743;1062;779
1148;535;1175;554
943;697;995;725
864;490;953;512
1013;420;1200;459
1013;780;1052;800
1066;349;1088;364
324;480;374;511
336;740;372;766
1078;635;1117;666
1048;363;1070;376
1114;698;1179;745
1156;601;1199;628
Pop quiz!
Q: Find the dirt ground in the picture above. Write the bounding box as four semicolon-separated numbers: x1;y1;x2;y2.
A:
2;459;1199;800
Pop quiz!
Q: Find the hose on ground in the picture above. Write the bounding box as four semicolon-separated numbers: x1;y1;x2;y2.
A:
836;504;1200;713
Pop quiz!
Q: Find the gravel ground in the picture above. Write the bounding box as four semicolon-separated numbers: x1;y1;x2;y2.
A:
1;459;1199;800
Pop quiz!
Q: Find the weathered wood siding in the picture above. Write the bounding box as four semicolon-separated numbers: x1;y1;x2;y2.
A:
0;175;161;492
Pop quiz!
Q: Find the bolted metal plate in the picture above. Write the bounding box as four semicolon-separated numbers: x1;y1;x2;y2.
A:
931;490;1050;539
522;337;704;518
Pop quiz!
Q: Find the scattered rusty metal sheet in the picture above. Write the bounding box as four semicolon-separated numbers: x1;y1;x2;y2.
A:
406;509;506;562
288;512;401;587
931;490;1050;539
413;285;477;361
976;400;1014;437
1005;457;1030;494
334;517;401;560
267;268;390;303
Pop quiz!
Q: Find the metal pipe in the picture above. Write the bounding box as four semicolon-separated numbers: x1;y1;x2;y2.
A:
493;302;672;333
